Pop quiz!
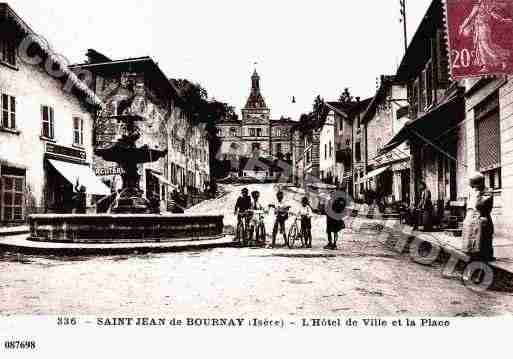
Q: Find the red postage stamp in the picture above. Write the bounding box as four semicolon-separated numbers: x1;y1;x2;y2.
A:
446;0;513;79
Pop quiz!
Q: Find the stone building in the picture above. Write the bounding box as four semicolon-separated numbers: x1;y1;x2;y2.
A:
361;75;410;204
217;70;295;166
463;76;512;238
290;99;369;193
380;0;466;213
71;53;210;209
0;3;106;224
348;98;373;199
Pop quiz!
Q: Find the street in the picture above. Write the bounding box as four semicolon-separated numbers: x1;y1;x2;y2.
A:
1;228;513;316
1;183;513;316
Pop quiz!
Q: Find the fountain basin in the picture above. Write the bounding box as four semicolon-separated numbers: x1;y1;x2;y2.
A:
28;214;224;244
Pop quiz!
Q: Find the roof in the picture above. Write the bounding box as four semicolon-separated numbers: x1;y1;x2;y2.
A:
380;90;464;154
361;75;403;123
71;56;183;104
0;3;102;108
271;117;296;125
396;0;445;81
243;69;268;110
292;97;372;134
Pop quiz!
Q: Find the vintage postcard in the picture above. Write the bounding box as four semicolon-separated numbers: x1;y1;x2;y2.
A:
0;0;512;357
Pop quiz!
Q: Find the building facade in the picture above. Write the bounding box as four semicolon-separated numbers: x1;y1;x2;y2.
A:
381;0;467;215
361;76;410;204
0;3;105;224
464;76;512;238
217;71;295;164
72;54;210;210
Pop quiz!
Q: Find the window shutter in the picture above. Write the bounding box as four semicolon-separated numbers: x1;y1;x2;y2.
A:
436;29;450;86
476;95;501;171
50;107;54;138
477;112;500;171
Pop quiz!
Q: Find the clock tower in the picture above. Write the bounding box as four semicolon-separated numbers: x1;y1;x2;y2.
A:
241;70;271;124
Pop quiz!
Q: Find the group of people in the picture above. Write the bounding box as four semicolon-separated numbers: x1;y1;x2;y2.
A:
408;176;495;263
233;187;347;250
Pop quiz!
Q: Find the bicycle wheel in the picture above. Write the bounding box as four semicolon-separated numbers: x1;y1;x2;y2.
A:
236;221;244;243
256;223;266;244
242;223;249;247
288;224;298;249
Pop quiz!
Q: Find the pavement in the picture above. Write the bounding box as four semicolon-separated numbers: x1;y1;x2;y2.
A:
0;234;235;256
2;232;513;316
1;182;513;279
401;226;513;275
0;225;29;236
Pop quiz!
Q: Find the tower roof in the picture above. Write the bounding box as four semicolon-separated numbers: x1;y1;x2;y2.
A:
244;69;268;110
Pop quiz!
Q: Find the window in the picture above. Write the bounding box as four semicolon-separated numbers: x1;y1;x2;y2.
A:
1;93;16;129
1;38;16;66
324;144;327;160
419;71;426;111
41;106;55;139
329;141;333;158
276;143;282;155
230;127;237;137
73;117;84;146
1;169;25;222
475;93;501;189
339;118;344;134
275;128;281;137
249;128;256;137
355;142;361;162
410;79;420;118
257;128;262;137
425;61;434;108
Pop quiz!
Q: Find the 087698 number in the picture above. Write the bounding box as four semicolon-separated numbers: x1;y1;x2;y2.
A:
4;340;36;350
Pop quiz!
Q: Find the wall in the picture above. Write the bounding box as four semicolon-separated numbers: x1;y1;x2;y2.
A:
465;77;511;237
0;47;94;216
319;112;335;180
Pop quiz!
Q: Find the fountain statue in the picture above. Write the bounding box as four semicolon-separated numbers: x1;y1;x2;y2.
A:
95;114;166;213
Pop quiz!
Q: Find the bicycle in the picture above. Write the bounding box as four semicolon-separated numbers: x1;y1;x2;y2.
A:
235;210;252;245
287;212;306;249
251;209;268;246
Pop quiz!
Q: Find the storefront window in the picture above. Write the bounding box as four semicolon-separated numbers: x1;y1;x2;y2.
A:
1;167;25;222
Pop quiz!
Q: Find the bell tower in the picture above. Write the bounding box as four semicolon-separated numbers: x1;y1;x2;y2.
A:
242;69;270;121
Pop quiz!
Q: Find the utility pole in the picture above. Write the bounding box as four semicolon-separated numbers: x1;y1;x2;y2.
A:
399;0;407;53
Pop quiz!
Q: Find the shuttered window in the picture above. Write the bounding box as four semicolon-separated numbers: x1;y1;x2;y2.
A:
476;93;500;172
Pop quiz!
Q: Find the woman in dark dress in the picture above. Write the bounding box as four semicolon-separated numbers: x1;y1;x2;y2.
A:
463;172;495;262
325;195;346;250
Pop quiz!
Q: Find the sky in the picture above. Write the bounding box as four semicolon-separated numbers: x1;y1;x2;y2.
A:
9;0;432;119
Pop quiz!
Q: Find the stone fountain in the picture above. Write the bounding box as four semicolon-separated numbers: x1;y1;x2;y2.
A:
95;114;166;213
28;112;224;245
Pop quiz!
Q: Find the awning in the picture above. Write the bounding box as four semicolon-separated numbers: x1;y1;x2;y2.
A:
48;159;111;196
149;171;178;190
360;166;390;183
379;94;465;155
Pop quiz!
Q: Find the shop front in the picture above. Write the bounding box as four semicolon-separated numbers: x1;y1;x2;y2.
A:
44;144;110;213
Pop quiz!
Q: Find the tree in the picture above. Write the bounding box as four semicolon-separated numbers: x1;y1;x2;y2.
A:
338;87;353;104
171;78;239;181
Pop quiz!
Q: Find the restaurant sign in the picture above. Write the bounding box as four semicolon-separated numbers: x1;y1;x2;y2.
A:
46;143;86;161
94;166;124;176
